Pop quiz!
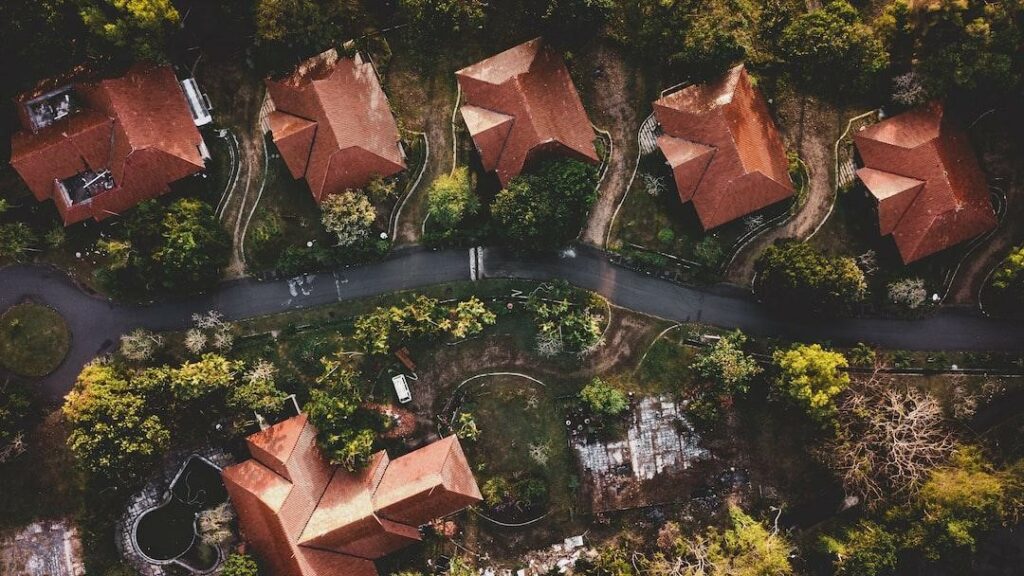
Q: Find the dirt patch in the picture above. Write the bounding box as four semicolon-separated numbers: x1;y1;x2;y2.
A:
194;57;266;278
579;44;645;247
726;92;849;284
0;520;84;576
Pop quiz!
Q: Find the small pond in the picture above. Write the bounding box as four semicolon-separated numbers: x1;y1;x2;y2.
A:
133;455;228;572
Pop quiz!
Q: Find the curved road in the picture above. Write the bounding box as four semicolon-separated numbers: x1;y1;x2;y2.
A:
2;245;1022;400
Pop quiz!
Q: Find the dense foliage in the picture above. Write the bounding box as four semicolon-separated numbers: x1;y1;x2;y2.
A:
426;167;480;238
526;281;605;357
62;355;285;482
305;360;385;471
772;344;850;423
989;244;1024;312
353;295;496;354
220;553;261;576
579;378;628;417
754;240;867;317
779;1;888;97
491;158;599;252
95;199;230;298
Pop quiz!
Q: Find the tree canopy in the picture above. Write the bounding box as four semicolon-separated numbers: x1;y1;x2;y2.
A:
780;1;889;97
426;167;479;234
491;158;599;252
754;240;867;317
305;360;384;471
773;343;850;423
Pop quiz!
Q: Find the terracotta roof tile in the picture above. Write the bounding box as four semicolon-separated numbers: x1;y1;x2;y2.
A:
9;65;205;224
223;416;480;576
456;38;599;186
374;435;483;527
267;50;406;202
853;103;996;263
653;65;794;230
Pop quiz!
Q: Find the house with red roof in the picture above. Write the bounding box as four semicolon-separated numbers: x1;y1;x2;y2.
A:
853;103;996;264
221;414;481;576
653;65;794;230
456;38;600;187
266;50;406;203
10;65;208;225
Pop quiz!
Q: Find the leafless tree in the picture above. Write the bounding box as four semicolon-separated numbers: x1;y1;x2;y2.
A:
184;329;208;355
198;502;235;546
119;329;164;362
0;432;26;464
827;372;955;505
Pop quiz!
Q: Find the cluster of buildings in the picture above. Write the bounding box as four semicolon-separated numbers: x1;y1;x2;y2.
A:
7;38;995;262
2;36;1003;576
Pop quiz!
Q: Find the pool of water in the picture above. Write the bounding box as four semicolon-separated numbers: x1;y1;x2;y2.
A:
133;456;228;567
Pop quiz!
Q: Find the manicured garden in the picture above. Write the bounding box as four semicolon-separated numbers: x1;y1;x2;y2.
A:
0;302;70;377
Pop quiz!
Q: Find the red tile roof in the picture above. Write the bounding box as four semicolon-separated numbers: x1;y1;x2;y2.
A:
456;38;600;186
266;50;406;203
222;415;480;576
653;65;794;230
9;66;205;225
853;103;997;263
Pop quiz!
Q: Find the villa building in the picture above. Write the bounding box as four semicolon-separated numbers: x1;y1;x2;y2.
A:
456;38;600;186
853;103;997;264
265;50;406;203
10;65;209;225
221;414;481;576
653;65;794;230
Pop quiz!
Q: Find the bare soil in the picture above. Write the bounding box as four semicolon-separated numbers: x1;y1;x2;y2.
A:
579;45;645;247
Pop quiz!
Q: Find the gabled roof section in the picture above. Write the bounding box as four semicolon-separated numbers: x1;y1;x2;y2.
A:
223;416;481;576
9;65;205;225
269;111;318;179
374;435;483;527
653;65;793;230
456;38;599;186
266;50;406;202
853;103;997;263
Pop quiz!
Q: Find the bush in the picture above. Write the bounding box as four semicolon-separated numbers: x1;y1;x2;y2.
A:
773;343;850;423
491;158;598;252
579;378;628;417
754;240;867;317
427;167;479;233
657;227;675;245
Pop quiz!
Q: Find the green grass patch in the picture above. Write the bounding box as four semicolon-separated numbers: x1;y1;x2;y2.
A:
0;303;70;377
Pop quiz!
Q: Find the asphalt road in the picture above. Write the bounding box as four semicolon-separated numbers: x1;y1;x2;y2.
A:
2;245;1022;400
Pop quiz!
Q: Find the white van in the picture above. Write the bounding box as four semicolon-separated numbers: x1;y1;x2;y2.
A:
392;374;412;404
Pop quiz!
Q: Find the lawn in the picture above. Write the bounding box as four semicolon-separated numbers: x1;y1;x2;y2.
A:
447;373;583;554
0;302;70;378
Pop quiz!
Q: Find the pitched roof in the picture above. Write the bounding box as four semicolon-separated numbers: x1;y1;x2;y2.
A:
9;65;205;225
456;38;599;186
222;416;480;576
266;50;406;202
653;65;794;230
853;103;997;263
